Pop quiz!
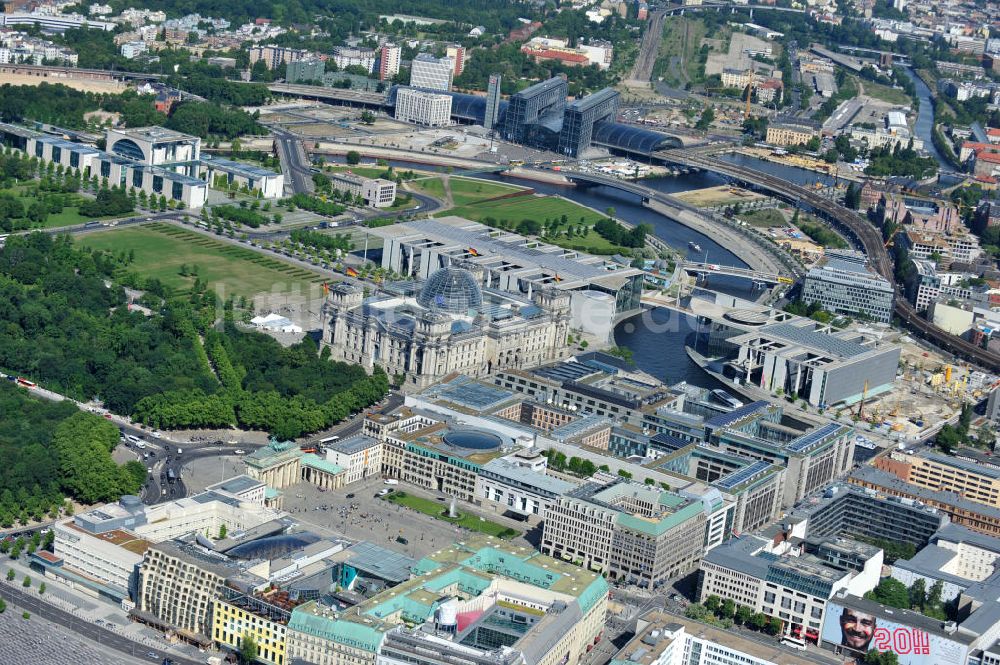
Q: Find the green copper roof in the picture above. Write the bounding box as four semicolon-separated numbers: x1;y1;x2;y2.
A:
301;453;344;476
288;604;388;652
615;501;704;536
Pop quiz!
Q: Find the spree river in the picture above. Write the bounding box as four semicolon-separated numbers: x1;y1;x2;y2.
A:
341;154;823;386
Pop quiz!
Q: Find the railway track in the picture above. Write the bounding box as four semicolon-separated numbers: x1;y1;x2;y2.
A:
660;150;1000;372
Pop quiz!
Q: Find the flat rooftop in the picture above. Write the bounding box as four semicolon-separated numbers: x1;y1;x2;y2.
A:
66;522;150;555
372;217;643;285
111;126;198;143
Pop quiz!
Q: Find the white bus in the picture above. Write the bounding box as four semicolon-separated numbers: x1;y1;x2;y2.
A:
319;436;340;444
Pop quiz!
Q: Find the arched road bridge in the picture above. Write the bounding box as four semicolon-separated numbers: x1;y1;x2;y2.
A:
654;149;1000;372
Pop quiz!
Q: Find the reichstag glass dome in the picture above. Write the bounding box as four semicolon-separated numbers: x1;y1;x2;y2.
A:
417;266;483;315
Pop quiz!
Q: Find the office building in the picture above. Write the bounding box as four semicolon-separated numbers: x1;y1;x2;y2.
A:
476;457;577;517
393;87;453;127
328;171;397;208
484;73;502;132
199;156;285;199
213;587;294;665
409;54;454;91
138;537;262;640
378;43;401;81
286;59;326;84
801;250;894;323
891;523;1000;602
556;88;620;158
611;609;829;665
766;123;816;147
332;46;377;74
250;45;310;70
699;535;881;644
50;504;149;603
324;435;382;485
727;318;901;408
500;76;567;147
849;465;1000;537
541;480;707;589
371;217;645;321
874;450;1000;509
789;483;946;549
286;537;608;665
819;591;993;664
445;44;465;76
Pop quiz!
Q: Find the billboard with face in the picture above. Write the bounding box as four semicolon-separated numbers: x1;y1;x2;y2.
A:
821;603;968;665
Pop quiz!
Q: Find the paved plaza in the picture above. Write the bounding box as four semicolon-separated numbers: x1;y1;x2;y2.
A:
183;456;539;560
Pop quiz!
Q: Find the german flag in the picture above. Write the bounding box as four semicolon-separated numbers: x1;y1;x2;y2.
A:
468;247;480;257
553;274;562;282
322;282;330;295
346;267;359;278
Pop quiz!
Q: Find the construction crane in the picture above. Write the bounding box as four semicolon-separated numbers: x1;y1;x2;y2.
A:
744;68;755;120
857;380;868;419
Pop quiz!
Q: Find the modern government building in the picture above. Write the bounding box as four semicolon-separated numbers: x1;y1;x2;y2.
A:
0;122;284;207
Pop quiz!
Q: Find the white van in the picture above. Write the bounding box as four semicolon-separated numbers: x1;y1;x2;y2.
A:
384;479;399;485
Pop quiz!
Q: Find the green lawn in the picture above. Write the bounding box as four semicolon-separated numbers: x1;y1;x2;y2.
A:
410;176;525;207
1;189;127;230
863;81;912;106
80;223;328;298
447;195;626;253
742;208;787;227
327;166;392;179
384;491;520;539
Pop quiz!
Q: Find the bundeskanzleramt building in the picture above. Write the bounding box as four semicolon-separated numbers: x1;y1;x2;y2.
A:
541;480;707;589
0;123;283;207
393;87;452;127
801;250;894;322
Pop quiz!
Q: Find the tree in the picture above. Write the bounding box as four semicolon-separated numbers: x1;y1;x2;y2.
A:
5;569;13;582
21;575;30;588
735;605;753;626
704;595;721;614
346;150;361;165
909;578;927;612
765;616;782;635
720;598;736;619
865;577;910;609
218;524;228;540
38;582;45;594
240;633;259;664
749;612;767;631
0;597;5;613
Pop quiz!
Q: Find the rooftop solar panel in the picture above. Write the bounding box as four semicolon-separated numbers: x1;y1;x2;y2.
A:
786;422;844;453
716;460;773;489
